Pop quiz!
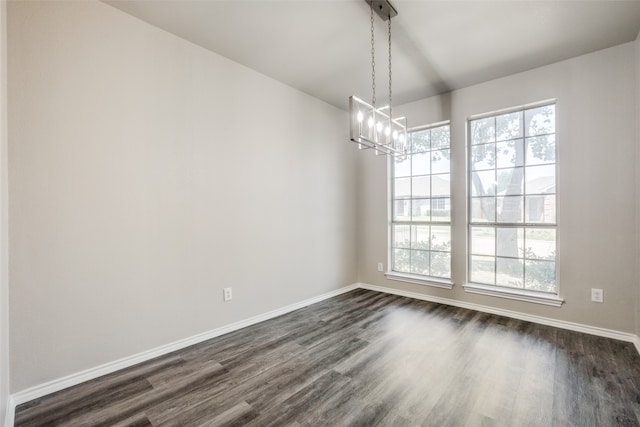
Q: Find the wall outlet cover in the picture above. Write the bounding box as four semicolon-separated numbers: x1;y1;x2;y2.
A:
591;288;603;303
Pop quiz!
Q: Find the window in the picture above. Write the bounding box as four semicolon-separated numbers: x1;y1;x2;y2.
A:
390;123;451;283
468;103;557;295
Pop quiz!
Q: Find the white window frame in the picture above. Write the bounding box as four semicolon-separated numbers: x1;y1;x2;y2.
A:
386;121;453;289
463;100;563;307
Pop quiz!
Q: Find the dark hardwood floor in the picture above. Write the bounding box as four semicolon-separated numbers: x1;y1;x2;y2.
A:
15;289;640;426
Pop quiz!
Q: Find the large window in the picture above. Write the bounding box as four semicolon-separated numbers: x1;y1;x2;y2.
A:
468;103;557;294
391;123;451;281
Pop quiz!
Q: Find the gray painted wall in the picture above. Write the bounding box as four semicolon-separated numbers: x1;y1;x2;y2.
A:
358;43;638;333
8;0;357;392
1;0;9;422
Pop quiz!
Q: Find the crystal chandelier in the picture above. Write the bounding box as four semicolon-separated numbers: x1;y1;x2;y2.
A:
349;0;407;159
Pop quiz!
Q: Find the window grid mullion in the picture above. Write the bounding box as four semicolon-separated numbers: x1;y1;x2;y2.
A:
523;227;527;289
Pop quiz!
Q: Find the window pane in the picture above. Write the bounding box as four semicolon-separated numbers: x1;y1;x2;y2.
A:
525;260;556;292
496;257;524;288
471;255;495;285
525;105;555;137
525;229;556;260
395;177;411;198
412;152;430;176
496;111;523;141
431;225;451;251
411;130;430;153
411;250;430;275
472;144;495;170
526;136;556;165
471;227;495;256
471;197;495;222
525;165;555;194
411;199;430;222
431;252;451;278
525;195;556;224
468;104;556;296
393;249;411;273
497;167;524;195
496;227;524;258
392;123;450;280
394;156;411;178
393;225;411;249
412;176;430;198
431;198;450;222
496;139;524;168
432;174;450;197
497;196;524;223
432;150;451;174
393;199;411;221
470;118;495;145
412;225;430;250
471;171;496;196
431;126;450;149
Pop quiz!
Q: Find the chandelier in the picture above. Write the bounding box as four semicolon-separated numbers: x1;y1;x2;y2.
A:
349;0;407;159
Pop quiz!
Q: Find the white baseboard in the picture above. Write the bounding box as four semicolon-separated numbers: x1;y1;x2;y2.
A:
4;396;14;427
357;282;640;346
7;283;359;418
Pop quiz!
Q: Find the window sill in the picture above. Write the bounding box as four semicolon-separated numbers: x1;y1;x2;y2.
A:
463;283;564;307
385;272;453;290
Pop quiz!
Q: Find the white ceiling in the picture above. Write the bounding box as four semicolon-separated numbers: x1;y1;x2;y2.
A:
105;0;640;110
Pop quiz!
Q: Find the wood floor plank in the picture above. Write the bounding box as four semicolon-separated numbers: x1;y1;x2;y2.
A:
110;412;154;427
14;289;640;426
15;378;154;427
244;370;352;427
14;356;184;426
508;323;556;427
145;342;306;426
198;401;258;427
73;362;230;427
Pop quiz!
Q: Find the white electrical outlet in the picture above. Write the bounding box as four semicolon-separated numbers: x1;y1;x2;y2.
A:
591;288;603;303
223;287;233;302
377;262;384;272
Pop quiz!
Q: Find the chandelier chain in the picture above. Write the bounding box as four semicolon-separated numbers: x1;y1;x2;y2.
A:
388;17;392;119
370;2;376;106
348;0;407;159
